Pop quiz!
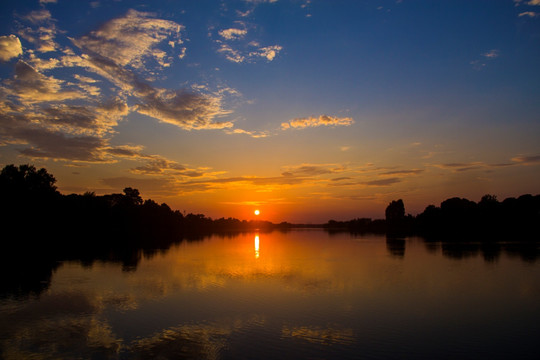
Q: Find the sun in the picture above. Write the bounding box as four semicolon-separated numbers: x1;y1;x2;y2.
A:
254;209;260;216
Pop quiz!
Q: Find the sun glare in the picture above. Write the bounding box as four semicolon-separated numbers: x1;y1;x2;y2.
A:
254;209;260;216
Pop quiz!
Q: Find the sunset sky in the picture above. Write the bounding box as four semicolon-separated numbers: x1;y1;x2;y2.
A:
1;0;539;223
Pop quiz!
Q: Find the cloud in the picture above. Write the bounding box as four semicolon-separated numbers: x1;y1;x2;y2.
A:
250;45;282;61
72;30;234;131
528;0;540;5
380;169;424;176
172;163;349;194
0;9;241;167
219;28;248;40
281;115;354;130
4;61;86;103
511;154;540;164
133;89;234;130
362;178;401;186
225;128;269;138
244;0;279;3
213;18;282;63
217;43;246;63
12;128;111;162
0;35;23;62
18;10;59;52
281;164;346;177
482;49;500;58
470;49;500;70
23;9;53;24
130;157;206;177
433;162;486;172
39;0;57;3
73;9;184;70
518;11;539;17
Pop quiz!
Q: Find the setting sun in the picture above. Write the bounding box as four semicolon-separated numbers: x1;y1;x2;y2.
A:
254;209;260;216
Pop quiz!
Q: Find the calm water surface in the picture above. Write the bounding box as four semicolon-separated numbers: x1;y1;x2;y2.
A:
1;230;539;359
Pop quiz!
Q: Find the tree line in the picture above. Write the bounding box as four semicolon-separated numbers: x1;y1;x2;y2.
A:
0;164;278;250
1;164;539;248
328;195;540;240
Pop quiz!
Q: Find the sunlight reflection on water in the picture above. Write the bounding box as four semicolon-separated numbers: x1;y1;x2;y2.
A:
0;231;539;359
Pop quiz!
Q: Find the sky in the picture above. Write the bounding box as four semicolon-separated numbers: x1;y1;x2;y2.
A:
0;0;539;223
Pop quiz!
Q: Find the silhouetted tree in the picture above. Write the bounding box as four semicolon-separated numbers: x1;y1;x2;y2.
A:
385;199;408;234
0;164;57;197
123;187;143;206
385;199;405;222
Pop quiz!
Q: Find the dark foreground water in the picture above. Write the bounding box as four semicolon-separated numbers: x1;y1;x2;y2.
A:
1;230;539;359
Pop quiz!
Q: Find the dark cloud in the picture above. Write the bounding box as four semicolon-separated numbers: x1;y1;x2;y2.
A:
5;61;85;103
381;169;424;176
362;178;401;186
512;155;540;164
15;128;109;162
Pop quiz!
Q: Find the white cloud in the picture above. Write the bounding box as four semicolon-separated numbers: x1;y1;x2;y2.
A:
39;0;57;3
0;35;23;62
219;28;248;40
281;115;354;130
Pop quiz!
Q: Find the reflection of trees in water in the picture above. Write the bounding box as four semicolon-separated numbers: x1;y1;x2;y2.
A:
431;241;538;263
383;237;539;263
0;255;59;300
385;236;405;258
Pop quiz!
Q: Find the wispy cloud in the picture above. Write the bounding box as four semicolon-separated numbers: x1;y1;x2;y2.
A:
470;49;500;70
225;128;269;138
281;115;354;130
380;169;424;176
511;154;540;164
482;49;500;58
0;35;23;62
362;178;402;186
518;11;539;17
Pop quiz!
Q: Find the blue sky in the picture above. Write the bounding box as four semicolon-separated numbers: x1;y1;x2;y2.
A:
0;0;539;222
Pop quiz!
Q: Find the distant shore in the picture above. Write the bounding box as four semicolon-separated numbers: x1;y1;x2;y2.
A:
2;164;539;248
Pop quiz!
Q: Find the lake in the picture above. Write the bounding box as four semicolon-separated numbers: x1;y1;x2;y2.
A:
1;230;539;359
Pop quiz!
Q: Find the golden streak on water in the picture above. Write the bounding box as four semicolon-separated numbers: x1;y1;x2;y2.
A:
254;234;260;259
